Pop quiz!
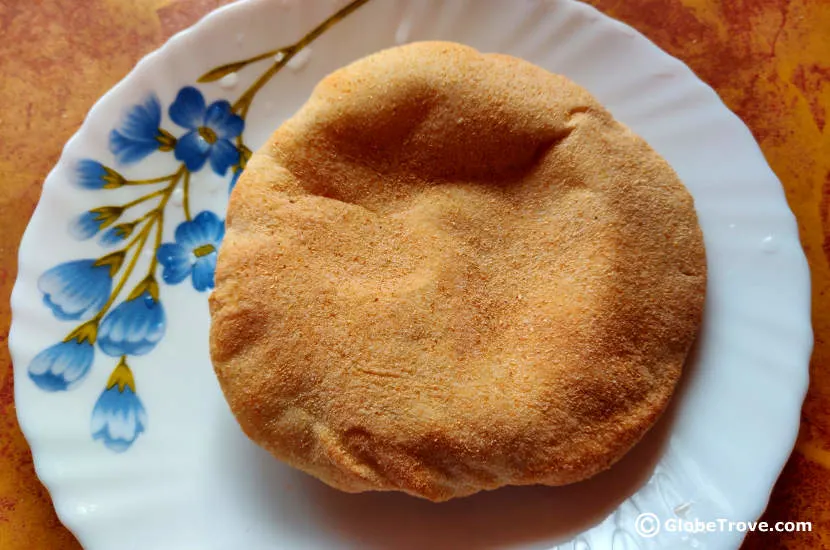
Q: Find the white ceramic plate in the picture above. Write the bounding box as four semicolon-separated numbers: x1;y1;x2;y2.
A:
11;0;812;548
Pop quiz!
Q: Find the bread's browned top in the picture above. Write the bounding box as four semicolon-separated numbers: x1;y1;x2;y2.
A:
209;41;706;502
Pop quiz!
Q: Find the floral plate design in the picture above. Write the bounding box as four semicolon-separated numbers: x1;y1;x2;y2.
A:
10;1;812;549
23;0;367;455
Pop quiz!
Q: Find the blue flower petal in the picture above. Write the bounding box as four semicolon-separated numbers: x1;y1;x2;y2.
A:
213;215;226;244
204;101;244;140
119;95;162;140
157;243;192;285
208;139;240;176
158;212;224;291
91;385;146;453
98;292;166;357
109;95;163;164
42;295;84;321
169;87;206;130
173;212;213;250
75;160;108;190
100;226;127;246
177;210;224;250
69;211;105;240
109;130;160;165
38;260;113;321
191;255;217;291
28;340;94;391
174;130;210;172
29;370;71;392
228;168;242;194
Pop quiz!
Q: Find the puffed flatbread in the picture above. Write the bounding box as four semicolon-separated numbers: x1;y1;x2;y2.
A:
210;41;706;502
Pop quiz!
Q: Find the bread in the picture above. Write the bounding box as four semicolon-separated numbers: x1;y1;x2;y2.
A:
209;41;706;502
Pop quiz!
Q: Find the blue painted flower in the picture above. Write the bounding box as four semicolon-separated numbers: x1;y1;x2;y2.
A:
28;321;97;391
70;207;123;240
38;255;122;320
169;87;243;175
75;160;125;190
157;211;224;291
97;280;166;356
109;95;176;164
91;359;146;453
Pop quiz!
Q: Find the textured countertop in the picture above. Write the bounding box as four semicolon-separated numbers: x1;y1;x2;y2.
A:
0;0;827;547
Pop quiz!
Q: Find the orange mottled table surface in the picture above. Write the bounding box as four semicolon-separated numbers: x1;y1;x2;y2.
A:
0;0;827;548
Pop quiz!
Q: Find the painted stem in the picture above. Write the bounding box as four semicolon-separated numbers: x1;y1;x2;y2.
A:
126;174;176;185
231;0;371;115
94;167;183;319
182;170;192;222
121;187;168;210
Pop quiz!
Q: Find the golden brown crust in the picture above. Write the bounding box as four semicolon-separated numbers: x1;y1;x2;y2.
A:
209;41;706;502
